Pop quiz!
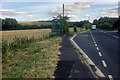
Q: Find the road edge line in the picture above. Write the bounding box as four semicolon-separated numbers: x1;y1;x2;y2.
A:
70;34;105;78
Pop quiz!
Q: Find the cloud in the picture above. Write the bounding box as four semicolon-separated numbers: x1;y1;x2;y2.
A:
48;2;92;16
101;7;118;17
67;14;79;19
0;9;36;20
88;7;118;22
3;0;119;3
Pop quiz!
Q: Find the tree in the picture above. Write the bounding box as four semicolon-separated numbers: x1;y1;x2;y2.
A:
93;17;118;30
74;25;77;32
93;19;98;25
83;23;91;30
99;23;113;30
2;18;18;30
61;15;70;35
113;16;120;29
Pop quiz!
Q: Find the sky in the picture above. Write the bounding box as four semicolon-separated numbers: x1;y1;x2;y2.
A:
0;0;119;22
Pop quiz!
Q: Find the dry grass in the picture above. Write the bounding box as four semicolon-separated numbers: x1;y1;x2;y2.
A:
2;37;61;78
18;21;52;26
2;29;51;41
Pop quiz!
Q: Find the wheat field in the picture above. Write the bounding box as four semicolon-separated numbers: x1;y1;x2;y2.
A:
2;29;51;41
18;21;52;26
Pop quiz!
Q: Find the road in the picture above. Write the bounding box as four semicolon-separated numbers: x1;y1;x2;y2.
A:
73;29;119;79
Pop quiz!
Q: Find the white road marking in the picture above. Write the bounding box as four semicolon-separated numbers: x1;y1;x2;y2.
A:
90;31;96;42
116;37;119;38
113;35;117;38
96;47;99;50
98;52;102;56
95;44;97;47
102;60;107;67
70;34;105;77
100;30;119;39
108;75;113;80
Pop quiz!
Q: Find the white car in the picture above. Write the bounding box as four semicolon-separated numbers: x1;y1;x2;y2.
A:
91;25;96;30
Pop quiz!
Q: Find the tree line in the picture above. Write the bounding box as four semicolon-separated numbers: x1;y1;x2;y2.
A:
93;17;118;30
2;18;18;30
1;17;119;31
69;20;91;27
1;18;52;30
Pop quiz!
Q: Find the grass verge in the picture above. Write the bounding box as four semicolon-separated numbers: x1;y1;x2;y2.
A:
69;28;90;34
2;37;61;78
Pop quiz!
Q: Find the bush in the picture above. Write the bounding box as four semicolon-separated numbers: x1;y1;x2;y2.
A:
74;26;77;32
99;23;113;30
83;23;90;30
61;16;70;35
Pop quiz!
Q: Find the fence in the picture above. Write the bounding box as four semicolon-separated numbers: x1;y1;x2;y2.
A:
2;32;51;54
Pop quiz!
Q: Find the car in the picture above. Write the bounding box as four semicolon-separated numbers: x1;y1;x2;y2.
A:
91;25;96;30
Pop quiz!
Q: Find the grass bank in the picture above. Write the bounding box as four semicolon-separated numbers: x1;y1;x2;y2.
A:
2;37;61;78
69;27;90;34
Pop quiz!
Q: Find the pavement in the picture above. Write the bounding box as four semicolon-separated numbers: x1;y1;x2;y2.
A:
73;29;120;80
53;35;95;80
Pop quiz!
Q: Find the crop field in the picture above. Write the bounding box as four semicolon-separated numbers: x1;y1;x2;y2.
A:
2;29;51;41
18;21;52;26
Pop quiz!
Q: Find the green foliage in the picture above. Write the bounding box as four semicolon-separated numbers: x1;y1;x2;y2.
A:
99;23;113;30
74;25;77;32
93;17;118;30
61;16;70;35
93;19;98;26
83;23;91;30
69;20;91;27
113;16;120;29
2;18;18;30
1;18;52;30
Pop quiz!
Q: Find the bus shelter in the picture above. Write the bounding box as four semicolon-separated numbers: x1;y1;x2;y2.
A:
52;18;63;37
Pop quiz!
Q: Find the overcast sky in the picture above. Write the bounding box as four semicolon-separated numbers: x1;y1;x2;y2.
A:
0;0;119;22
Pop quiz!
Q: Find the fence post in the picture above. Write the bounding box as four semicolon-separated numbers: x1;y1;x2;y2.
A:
7;41;9;46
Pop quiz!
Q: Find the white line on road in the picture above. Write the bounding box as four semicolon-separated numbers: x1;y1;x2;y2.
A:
116;37;119;38
98;52;102;56
95;44;97;47
96;47;99;50
94;42;96;44
102;60;107;67
70;34;105;78
90;31;96;42
108;75;113;80
100;30;119;39
113;35;117;38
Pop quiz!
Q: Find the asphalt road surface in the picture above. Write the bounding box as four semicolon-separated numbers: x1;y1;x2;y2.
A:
73;29;120;80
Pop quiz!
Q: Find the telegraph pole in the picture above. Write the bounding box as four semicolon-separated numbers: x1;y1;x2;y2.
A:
63;4;64;17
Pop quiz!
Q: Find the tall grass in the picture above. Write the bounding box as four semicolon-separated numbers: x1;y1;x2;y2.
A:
2;35;61;78
2;33;51;55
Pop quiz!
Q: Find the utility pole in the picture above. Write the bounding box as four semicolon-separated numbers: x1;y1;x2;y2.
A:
63;4;64;17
